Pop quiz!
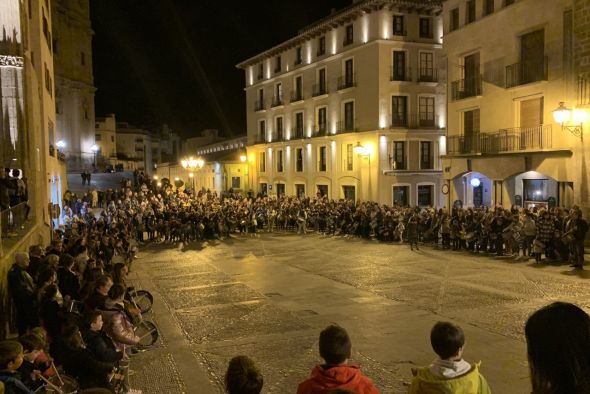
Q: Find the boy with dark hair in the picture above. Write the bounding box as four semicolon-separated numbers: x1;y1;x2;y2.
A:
0;340;33;393
409;321;491;394
17;334;45;390
224;355;263;394
297;325;379;394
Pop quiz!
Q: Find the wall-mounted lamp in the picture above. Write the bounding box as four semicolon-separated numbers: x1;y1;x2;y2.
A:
353;141;369;157
56;140;66;149
553;102;583;140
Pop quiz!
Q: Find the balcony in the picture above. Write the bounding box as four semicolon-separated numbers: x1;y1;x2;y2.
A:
417;69;438;83
312;123;328;137
257;73;263;81
317;48;326;57
446;125;553;155
390;67;412;82
290;91;304;103
451;75;482;101
390;114;440;129
505;56;548;88
392;29;407;37
343;38;353;47
274;66;281;73
337;73;356;90
312;84;328;97
290;128;305;139
254;100;265;112
271;96;284;107
294;58;303;66
272;132;286;142
254;135;266;144
336;119;357;133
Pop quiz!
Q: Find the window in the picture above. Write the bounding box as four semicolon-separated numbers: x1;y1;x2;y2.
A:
318;36;326;56
293;76;303;101
111;136;115;142
276;117;284;140
259;152;266;172
295;184;305;198
342;58;354;88
275;56;281;73
344;24;354;45
317;185;328;197
260;183;268;195
419;52;434;81
392;51;407;81
296;148;303;172
450;8;459;31
42;11;51;50
295;46;302;65
466;0;476;24
393;186;409;206
344;101;354;131
295;112;304;138
524;179;548;201
257;63;263;80
393;141;406;169
420;141;433;169
81;51;85;66
342;186;356;201
274;82;283;106
276;183;285;197
317;107;327;134
392;96;407;127
232;177;241;189
258;120;266;142
318;68;326;95
277;150;284;172
419;18;432;38
418;185;434;206
319;146;327;171
44;63;52;96
483;0;494;16
95;134;102;141
346;144;353;171
419;97;435;127
463;109;480;152
393;15;405;35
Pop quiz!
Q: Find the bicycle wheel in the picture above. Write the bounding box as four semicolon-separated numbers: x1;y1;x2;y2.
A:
131;290;153;314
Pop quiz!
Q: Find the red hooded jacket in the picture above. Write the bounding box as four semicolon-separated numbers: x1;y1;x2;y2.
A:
297;364;380;394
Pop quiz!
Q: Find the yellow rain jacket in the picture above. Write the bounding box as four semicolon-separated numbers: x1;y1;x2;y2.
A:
408;362;491;394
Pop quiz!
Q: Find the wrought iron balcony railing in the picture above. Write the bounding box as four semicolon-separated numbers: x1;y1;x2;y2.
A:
337;73;356;90
390;66;412;82
451;74;482;101
505;56;548;88
417;68;438;83
390;114;440;129
312;84;328;97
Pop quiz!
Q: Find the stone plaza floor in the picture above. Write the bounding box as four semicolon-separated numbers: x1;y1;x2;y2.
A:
127;233;590;394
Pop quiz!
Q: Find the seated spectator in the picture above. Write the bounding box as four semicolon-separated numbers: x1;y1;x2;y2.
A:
57;254;80;301
525;302;590;393
80;267;104;302
408;321;490;394
297;325;378;394
17;334;45;390
82;311;124;365
0;340;31;393
84;275;113;311
101;285;140;352
60;325;113;390
225;355;263;394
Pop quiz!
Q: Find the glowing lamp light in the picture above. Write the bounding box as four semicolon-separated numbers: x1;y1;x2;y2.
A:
240;155;247;163
90;144;99;153
174;177;180;181
354;142;369;156
552;102;570;125
157;182;162;187
56;140;66;149
470;178;481;187
189;173;194;178
153;175;158;180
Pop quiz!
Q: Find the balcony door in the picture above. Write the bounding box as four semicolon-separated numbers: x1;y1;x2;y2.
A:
393;51;406;81
317;107;327;133
318;68;326;94
463;109;480;152
463;52;480;95
392;96;407;127
345;59;354;85
521;30;545;84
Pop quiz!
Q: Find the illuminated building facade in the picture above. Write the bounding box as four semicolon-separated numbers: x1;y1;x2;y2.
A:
442;0;590;211
238;0;446;206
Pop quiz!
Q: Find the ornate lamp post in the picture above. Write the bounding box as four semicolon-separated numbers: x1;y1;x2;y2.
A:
181;156;204;191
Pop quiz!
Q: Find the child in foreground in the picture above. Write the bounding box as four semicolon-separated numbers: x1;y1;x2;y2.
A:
409;321;491;394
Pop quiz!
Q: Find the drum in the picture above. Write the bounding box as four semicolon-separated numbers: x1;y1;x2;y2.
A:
37;373;79;393
130;290;153;314
562;234;574;244
135;320;159;347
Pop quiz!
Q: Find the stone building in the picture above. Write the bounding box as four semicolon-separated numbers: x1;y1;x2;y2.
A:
442;0;590;211
52;0;96;172
237;0;446;206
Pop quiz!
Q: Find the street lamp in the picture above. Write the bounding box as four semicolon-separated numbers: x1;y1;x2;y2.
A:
56;140;66;149
91;144;99;167
181;156;205;191
553;102;584;140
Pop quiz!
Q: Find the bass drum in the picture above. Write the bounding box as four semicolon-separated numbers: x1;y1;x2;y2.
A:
38;373;79;393
131;290;154;314
135;320;159;348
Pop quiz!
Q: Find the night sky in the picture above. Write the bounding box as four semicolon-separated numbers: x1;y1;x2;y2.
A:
90;0;353;139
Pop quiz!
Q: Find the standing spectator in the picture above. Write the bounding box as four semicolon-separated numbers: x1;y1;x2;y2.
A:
407;215;419;251
569;209;588;269
536;210;556;262
7;252;38;335
57;254;80;301
26;245;44;283
525;302;590;393
297;325;379;394
0;170;11;211
81;172;87;186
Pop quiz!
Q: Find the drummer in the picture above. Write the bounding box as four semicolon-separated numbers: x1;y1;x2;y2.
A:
0;340;32;393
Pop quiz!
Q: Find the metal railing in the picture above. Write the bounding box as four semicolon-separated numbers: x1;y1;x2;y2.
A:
579;75;590;106
272;132;286;142
317;48;326;57
390;114;440;129
254;100;265;111
294;58;303;66
451;74;482;101
390;66;412;82
417;68;438;83
271;96;284;107
336;120;357;133
446;125;552;155
392;29;407;36
290;91;304;103
343;38;354;46
505;56;548;88
337;73;356;90
312;84;328;97
290;128;305;139
313;123;328;137
1;202;32;252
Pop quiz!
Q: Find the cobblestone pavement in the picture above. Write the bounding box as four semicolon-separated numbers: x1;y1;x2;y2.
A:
128;233;590;394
